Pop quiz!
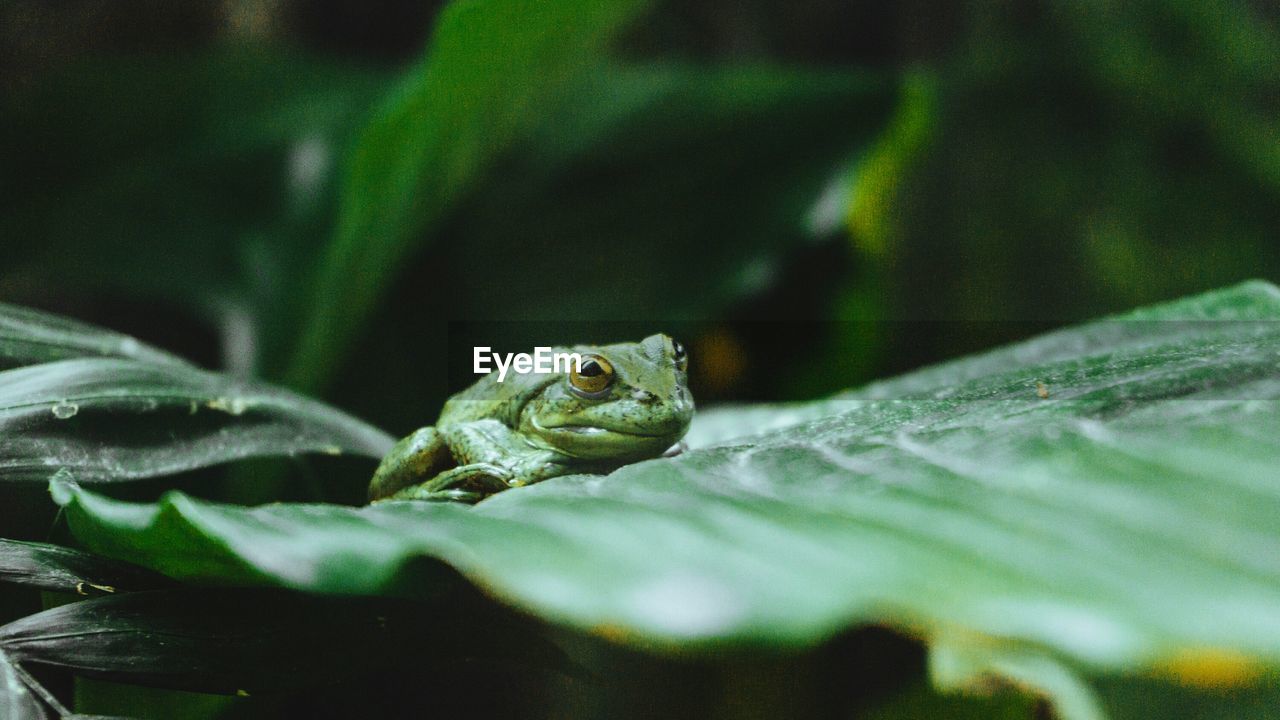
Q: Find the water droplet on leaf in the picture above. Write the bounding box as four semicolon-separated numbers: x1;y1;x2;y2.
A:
51;400;79;419
207;397;249;415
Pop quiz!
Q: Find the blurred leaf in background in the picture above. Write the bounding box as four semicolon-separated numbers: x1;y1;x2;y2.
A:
0;47;389;376
3;0;1278;411
284;0;658;391
325;60;897;431
1;0;903;427
869;0;1280;366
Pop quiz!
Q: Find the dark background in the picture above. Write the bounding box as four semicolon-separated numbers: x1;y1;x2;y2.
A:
1;0;1278;716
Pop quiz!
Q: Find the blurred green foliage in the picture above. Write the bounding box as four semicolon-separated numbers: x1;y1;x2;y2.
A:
4;0;1277;414
286;0;654;390
872;0;1280;362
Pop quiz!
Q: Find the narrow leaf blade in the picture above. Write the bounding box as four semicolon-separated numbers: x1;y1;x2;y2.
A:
1;358;393;482
0;539;172;595
0;303;188;371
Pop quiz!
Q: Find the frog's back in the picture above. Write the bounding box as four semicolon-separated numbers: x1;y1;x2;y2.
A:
437;365;558;427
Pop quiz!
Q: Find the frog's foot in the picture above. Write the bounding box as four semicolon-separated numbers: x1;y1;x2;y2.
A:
377;486;488;504
375;463;513;505
661;441;688;458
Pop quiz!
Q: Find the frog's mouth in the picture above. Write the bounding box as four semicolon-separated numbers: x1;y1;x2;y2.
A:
535;420;673;440
529;417;683;459
550;423;668;437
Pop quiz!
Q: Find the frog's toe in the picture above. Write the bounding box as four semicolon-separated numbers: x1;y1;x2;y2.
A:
431;462;512;492
374;486;488;504
373;463;516;504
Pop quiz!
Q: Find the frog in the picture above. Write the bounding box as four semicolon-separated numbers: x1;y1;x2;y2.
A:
368;334;694;504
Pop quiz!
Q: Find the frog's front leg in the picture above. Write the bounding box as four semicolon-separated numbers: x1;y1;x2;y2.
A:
376;420;564;504
443;419;567;488
368;427;452;501
382;462;513;503
368;425;516;503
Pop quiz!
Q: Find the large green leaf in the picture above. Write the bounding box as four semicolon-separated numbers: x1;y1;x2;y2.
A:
286;0;653;390
687;276;1280;444
52;282;1280;717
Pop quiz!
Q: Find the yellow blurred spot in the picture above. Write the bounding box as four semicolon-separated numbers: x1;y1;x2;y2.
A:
692;329;746;396
1036;382;1050;399
224;0;282;40
1156;648;1263;689
592;624;632;644
206;397;249;415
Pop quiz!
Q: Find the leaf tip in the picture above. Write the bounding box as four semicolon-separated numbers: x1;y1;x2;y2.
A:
48;473;80;506
1234;278;1280;301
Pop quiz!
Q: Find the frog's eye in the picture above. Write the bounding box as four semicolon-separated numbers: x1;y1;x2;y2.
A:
671;338;688;372
570;354;614;395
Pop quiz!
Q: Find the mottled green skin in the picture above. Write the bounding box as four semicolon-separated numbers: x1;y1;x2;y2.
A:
369;334;694;503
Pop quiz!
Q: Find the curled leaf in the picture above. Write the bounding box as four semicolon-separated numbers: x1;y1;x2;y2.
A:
0;303;188;371
1;358;393;482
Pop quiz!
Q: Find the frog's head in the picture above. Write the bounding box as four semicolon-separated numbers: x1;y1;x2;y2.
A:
519;334;694;461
